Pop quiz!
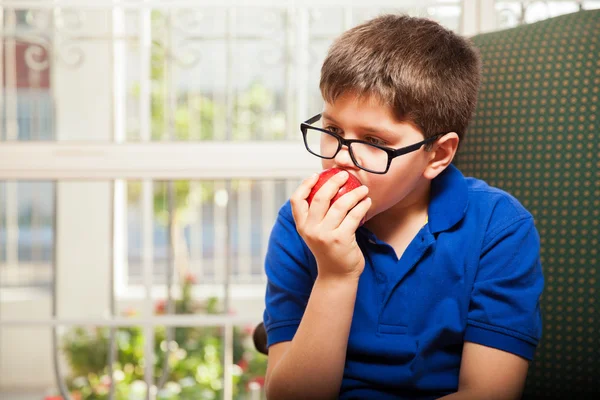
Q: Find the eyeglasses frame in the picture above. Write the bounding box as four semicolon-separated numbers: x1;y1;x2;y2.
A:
300;113;448;174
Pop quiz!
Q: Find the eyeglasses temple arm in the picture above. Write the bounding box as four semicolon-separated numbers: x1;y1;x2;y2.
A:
304;114;322;125
389;134;444;157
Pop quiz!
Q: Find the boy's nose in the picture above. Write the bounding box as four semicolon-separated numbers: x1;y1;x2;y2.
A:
333;145;356;170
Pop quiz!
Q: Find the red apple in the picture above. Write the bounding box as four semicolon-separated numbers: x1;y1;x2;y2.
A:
307;167;363;206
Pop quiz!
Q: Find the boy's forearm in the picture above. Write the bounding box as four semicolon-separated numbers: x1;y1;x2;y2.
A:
266;274;359;400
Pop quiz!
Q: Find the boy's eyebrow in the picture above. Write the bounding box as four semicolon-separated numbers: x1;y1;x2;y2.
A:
321;112;394;136
321;112;339;125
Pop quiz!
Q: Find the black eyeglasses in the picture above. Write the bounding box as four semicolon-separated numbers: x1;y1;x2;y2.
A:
300;113;447;174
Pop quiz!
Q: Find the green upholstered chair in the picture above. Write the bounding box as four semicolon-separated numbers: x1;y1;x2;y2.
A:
455;10;599;399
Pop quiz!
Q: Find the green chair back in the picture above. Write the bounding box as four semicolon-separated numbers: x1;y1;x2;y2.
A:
455;10;599;399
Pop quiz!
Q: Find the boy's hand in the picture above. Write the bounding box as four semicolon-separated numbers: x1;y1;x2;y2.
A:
290;170;371;282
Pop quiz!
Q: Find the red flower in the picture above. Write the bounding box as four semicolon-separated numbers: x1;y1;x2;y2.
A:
254;376;265;386
244;323;255;336
236;358;249;372
184;273;197;284
155;299;166;314
246;376;265;391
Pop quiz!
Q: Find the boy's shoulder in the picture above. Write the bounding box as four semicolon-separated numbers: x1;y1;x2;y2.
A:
460;173;537;246
463;175;533;221
429;165;535;240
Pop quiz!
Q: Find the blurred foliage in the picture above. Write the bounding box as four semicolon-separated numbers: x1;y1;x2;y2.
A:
61;274;267;400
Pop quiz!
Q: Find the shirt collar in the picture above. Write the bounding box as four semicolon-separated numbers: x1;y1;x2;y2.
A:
427;163;469;234
358;163;468;241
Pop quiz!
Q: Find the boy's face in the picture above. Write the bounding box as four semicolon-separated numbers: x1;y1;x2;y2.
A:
320;92;437;222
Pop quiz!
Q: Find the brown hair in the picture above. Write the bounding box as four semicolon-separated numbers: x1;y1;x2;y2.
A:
320;14;481;142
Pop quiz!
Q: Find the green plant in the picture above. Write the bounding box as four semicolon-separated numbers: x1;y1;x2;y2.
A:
60;274;267;400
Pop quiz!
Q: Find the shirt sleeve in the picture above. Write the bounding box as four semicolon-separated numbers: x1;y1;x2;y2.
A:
262;201;316;348
465;214;544;360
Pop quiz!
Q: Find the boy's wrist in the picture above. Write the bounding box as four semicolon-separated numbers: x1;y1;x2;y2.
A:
315;272;361;288
314;255;365;284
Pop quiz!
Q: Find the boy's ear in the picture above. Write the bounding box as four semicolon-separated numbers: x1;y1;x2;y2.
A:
423;132;459;180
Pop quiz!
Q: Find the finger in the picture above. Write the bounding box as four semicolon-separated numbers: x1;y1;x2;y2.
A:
322;185;369;229
290;173;320;226
306;170;349;224
337;197;372;233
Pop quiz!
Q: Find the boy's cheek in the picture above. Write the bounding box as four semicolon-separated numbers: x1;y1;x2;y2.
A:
321;159;333;170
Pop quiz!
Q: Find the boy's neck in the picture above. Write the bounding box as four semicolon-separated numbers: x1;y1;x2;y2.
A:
365;180;431;241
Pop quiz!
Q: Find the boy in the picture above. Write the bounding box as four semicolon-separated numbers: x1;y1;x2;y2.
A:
262;14;544;400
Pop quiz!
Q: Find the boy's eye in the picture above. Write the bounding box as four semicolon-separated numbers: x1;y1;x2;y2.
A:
365;136;386;146
324;126;341;135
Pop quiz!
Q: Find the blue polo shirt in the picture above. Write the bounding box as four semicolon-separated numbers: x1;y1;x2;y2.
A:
263;164;544;399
